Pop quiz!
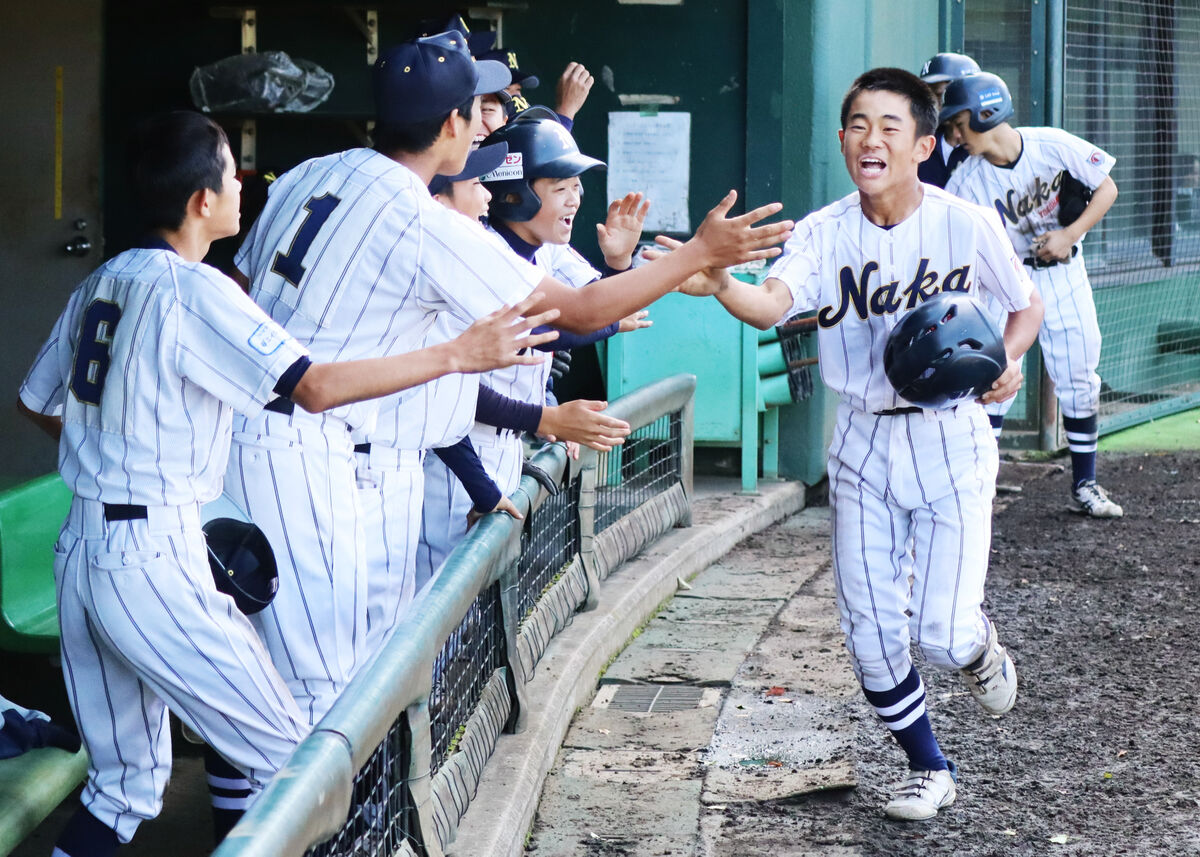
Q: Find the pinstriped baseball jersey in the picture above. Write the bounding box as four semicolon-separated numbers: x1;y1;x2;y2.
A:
946;129;1114;423
476;237;600;410
769;185;1035;413
235;148;545;432
19;248;307;505
365;216;518;452
944;127;1115;258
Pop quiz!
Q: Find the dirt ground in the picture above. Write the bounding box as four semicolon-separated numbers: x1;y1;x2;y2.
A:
712;451;1200;857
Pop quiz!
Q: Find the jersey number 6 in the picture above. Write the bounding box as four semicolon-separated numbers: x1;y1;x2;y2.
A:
271;193;342;287
70;299;122;406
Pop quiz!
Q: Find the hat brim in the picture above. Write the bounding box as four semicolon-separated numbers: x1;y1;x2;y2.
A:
921;73;953;84
514;73;540;90
512;105;559;122
450;142;510;182
474;59;512;96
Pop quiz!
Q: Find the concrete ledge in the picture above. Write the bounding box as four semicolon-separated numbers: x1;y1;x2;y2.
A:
447;479;806;857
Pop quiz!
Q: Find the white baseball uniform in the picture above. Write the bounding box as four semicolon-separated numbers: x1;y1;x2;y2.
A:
945;127;1115;421
768;185;1034;695
230;149;543;705
416;238;603;586
19;244;308;842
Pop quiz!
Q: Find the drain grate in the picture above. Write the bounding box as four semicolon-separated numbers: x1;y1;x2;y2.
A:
595;683;708;713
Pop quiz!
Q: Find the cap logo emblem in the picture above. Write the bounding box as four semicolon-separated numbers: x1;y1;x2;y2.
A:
482;152;524;181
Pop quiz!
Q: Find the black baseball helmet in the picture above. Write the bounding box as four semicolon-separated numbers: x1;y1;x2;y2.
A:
883;292;1008;409
480;116;604;222
919;52;980;84
938;71;1014;132
200;502;278;615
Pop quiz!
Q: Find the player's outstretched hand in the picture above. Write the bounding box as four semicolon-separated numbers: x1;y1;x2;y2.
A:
556;61;594;120
537;399;631;450
691;190;794;269
644;235;733;297
618;309;652;332
980;357;1024;405
454;293;560;373
597;192;651;270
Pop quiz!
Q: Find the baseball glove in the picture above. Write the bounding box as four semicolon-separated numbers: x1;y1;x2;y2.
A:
1058;170;1093;227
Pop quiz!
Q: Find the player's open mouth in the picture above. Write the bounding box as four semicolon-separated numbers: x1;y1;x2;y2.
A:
561;216;574;228
859;157;887;176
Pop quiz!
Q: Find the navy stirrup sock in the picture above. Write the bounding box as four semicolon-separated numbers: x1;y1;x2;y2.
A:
863;666;948;772
204;745;253;842
1062;414;1099;487
52;807;120;857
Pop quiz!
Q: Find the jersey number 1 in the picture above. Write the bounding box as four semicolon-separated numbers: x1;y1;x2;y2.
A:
70;299;122;405
270;193;341;287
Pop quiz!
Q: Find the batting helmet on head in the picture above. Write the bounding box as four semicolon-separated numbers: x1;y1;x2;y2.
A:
883;292;1008;410
200;495;278;615
480;116;604;222
919;52;980;84
938;71;1014;132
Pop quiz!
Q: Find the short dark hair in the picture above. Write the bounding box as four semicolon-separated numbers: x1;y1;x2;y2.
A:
373;94;475;156
127;111;228;231
840;68;938;138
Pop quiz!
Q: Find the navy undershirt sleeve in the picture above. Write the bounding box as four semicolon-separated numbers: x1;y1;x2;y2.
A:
272;356;312;398
476;385;543;433
530;322;619;351
433;437;502;513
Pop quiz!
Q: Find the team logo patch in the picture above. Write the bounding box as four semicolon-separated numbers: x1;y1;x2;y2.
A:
248;322;285;356
482;152;524;181
1089;151;1103;166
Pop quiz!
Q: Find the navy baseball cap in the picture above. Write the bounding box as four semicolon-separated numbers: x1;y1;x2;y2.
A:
429;141;509;196
374;31;511;126
477;48;540;90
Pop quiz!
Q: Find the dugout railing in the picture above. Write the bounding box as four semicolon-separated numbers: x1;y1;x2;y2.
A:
211;374;696;857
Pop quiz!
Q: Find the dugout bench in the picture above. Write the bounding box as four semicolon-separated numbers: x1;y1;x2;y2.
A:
0;474;89;857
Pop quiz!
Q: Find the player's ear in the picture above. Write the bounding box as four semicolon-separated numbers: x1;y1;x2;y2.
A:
190;187;213;220
914;133;936;163
837;128;845;150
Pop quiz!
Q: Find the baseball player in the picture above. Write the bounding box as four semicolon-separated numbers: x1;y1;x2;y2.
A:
418;116;652;582
409;145;634;596
917;52;979;188
660;68;1044;820
17;111;554;857
229;30;792;723
942;72;1123;518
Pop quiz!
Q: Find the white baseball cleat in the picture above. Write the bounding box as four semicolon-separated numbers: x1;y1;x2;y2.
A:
884;763;957;821
1072;480;1124;518
960;618;1017;715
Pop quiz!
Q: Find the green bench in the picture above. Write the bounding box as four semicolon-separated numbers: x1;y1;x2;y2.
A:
0;474;71;654
0;474;88;857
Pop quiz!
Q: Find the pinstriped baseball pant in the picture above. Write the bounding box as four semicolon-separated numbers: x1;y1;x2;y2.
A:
356;445;424;661
54;498;305;842
414;427;525;591
987;256;1102;421
827;402;997;693
226;410;366;726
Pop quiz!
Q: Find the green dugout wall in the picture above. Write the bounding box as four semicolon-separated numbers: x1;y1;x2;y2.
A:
509;0;938;485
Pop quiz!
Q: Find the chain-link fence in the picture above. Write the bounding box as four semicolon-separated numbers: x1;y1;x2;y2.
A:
965;0;1200;439
214;375;696;857
1062;0;1200;427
